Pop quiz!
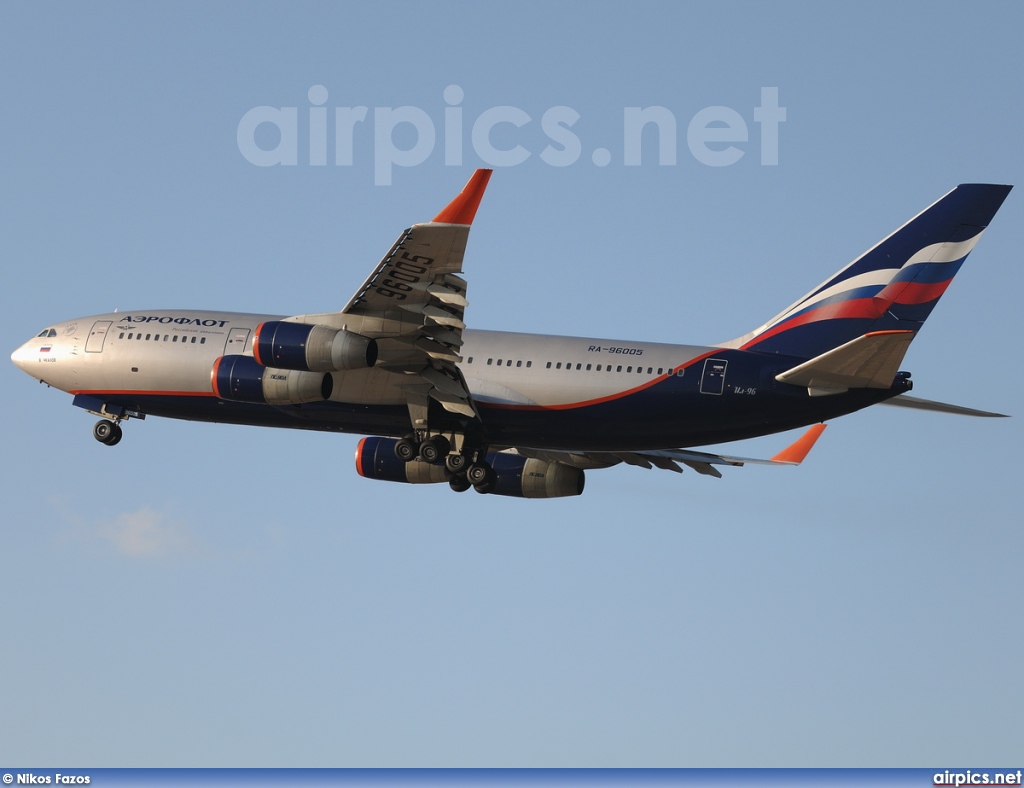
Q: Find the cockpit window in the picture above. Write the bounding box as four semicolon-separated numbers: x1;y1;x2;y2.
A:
37;329;56;338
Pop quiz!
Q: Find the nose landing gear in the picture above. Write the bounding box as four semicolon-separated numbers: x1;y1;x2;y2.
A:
93;419;123;446
76;398;144;446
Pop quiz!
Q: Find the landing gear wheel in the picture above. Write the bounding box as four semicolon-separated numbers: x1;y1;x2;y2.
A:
445;453;467;474
93;419;122;446
394;438;418;462
419;435;451;464
473;477;496;494
466;462;492;486
448;476;472;493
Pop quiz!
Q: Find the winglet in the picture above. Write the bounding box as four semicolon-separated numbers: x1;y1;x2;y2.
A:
770;423;827;464
432;169;493;225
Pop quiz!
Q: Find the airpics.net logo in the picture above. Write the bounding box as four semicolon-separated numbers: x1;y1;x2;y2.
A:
236;85;786;185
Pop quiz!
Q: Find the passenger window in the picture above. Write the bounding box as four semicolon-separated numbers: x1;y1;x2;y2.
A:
546;362;551;369
627;366;632;373
467;357;473;364
200;337;206;344
516;360;522;367
526;361;531;368
487;358;492;365
585;364;591;371
191;337;197;344
617;366;622;372
556;362;561;369
119;333;125;339
506;359;512;366
658;368;663;375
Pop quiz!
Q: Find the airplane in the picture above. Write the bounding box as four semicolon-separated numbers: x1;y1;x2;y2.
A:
10;170;1011;498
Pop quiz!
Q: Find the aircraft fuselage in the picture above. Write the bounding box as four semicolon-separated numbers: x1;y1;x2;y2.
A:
11;309;905;452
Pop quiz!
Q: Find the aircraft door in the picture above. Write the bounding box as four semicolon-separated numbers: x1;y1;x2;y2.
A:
85;320;113;353
224;328;251;355
700;358;728;395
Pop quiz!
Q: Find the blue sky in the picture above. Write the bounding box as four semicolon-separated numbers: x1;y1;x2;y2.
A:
2;0;1022;767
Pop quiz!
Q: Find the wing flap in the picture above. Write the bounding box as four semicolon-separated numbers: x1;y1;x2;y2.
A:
338;169;492;433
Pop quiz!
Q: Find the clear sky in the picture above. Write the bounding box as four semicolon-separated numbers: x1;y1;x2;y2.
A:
2;0;1022;768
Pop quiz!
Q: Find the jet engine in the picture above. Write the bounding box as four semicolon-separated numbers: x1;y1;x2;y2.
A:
254;321;377;372
355;437;586;498
212;354;332;404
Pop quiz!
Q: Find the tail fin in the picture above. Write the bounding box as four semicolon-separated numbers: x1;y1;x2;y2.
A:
723;183;1012;359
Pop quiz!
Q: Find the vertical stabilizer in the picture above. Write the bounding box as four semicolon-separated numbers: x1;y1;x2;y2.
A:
723;184;1012;359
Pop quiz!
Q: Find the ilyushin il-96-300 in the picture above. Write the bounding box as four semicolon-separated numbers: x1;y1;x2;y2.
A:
11;171;1010;499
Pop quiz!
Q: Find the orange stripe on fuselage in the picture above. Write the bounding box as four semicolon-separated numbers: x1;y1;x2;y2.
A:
70;389;217;397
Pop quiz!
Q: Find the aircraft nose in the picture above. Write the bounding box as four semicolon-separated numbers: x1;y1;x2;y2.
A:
11;341;36;373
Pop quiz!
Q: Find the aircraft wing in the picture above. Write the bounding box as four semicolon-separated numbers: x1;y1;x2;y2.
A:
514;424;827;479
341;169;492;423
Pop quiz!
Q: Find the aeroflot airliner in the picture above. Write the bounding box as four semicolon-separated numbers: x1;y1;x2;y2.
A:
10;171;1011;498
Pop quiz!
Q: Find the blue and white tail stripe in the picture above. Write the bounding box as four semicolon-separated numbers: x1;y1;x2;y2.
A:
722;184;1012;359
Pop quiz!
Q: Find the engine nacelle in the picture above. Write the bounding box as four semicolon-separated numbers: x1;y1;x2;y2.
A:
355;437;452;484
212;354;332;405
355;437;586;498
254;320;377;372
488;451;586;499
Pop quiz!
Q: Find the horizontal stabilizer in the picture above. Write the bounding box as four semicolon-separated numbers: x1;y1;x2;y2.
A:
881;394;1008;418
775;330;914;394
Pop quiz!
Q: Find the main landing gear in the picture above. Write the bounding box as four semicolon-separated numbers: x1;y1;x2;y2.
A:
393;432;495;494
93;419;123;446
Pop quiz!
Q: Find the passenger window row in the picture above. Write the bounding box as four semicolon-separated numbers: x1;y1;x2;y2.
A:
463;357;683;377
479;358;532;368
118;332;207;345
